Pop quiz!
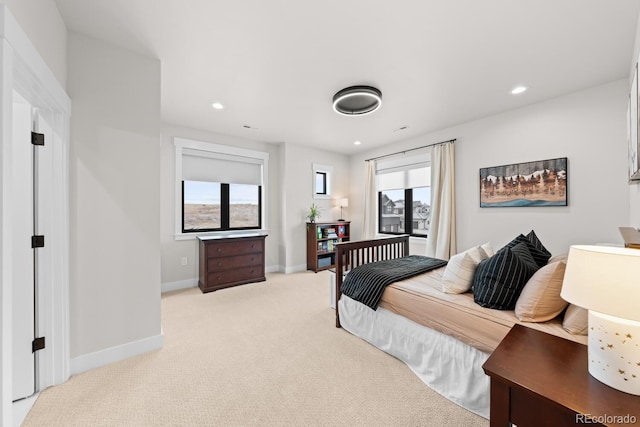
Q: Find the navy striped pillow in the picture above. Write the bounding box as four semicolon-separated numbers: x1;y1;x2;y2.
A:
505;233;551;268
472;242;539;310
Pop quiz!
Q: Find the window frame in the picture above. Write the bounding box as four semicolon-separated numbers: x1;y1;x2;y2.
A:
315;171;328;195
312;163;333;199
175;137;269;240
181;181;262;233
376;154;431;238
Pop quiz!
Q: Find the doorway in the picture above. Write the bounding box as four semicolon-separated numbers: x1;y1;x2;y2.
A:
0;5;72;424
11;91;37;401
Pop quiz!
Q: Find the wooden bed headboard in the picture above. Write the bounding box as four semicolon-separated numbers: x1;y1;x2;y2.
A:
334;235;410;327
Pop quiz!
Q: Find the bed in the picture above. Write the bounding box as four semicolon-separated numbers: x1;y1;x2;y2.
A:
333;234;587;419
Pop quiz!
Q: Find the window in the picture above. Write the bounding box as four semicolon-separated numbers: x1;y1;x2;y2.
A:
175;137;268;238
229;183;261;228
312;163;333;199
376;152;430;237
182;181;261;232
315;171;327;195
183;180;221;230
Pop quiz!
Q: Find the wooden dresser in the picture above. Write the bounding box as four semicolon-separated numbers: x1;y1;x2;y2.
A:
198;233;267;293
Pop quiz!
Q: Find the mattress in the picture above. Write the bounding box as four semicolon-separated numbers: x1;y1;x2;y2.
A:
377;266;587;353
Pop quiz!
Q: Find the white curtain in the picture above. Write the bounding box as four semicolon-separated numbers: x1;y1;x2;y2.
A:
426;142;456;259
362;160;377;239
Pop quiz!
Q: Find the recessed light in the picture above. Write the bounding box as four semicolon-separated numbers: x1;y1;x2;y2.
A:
211;102;224;109
354;141;362;145
511;86;528;95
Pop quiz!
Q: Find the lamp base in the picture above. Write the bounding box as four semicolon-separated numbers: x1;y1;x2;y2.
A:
588;311;640;395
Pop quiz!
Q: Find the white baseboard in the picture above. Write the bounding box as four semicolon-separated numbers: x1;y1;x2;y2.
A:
161;278;198;293
283;264;307;274
70;333;164;376
265;265;280;273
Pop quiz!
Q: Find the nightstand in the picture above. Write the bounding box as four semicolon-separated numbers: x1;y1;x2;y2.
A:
482;324;640;427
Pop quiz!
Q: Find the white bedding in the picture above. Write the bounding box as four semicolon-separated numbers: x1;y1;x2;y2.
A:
336;267;588;419
339;295;491;418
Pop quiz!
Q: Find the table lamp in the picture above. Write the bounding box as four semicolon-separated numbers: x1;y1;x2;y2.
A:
560;245;640;395
337;198;349;221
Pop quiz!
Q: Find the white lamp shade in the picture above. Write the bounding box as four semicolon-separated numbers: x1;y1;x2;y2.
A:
337;198;349;208
561;245;640;322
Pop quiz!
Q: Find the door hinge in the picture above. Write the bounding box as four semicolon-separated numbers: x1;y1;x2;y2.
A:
31;235;45;248
31;132;45;146
32;337;45;353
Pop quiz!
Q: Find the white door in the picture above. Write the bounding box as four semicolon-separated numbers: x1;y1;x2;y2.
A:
12;91;36;401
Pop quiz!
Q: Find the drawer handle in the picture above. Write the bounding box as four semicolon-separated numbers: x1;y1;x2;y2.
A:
217;262;222;267
217;248;222;252
216;276;221;280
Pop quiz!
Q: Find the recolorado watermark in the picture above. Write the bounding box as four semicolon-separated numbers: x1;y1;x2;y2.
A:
576;414;637;424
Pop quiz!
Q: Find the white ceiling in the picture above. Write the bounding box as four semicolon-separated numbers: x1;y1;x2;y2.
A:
54;0;640;154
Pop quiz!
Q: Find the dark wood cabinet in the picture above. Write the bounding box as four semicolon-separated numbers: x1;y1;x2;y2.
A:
198;233;267;293
306;221;350;272
482;324;640;427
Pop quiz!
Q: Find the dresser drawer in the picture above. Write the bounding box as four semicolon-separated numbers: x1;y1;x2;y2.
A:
206;238;264;258
207;253;263;271
206;267;264;288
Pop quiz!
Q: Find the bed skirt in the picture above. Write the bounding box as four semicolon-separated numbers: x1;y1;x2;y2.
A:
338;295;490;419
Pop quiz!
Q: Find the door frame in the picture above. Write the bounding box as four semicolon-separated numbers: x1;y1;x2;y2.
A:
0;5;70;424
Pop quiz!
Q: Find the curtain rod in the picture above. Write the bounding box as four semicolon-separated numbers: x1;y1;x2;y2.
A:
365;138;456;162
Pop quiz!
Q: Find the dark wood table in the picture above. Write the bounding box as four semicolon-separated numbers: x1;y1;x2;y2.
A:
482;324;640;426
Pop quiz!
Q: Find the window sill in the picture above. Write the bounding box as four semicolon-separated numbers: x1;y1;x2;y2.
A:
175;229;269;241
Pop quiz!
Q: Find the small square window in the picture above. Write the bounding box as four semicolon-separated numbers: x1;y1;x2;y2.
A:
315;172;327;195
312;163;333;199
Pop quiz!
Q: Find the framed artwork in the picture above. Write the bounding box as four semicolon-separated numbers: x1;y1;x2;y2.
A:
480;157;568;207
630;64;640;182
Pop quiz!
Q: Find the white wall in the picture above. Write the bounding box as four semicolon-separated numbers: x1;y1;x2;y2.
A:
160;124;281;289
628;8;640;227
2;0;67;89
280;143;350;272
67;32;162;363
350;80;629;256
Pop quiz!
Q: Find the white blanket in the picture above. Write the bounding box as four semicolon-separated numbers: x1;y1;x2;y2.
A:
338;295;490;419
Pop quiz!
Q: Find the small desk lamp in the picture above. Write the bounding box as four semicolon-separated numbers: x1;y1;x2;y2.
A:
337;198;349;221
561;245;640;395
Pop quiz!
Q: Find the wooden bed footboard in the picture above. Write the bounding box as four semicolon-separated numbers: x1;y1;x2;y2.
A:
334;235;410;327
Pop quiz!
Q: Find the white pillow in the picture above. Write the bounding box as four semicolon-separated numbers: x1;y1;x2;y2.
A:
515;261;568;322
563;304;588;335
479;242;494;258
442;246;487;294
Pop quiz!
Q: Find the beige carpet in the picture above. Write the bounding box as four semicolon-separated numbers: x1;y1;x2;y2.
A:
23;271;489;426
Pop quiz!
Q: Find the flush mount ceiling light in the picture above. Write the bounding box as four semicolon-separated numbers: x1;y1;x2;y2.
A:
333;85;382;116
